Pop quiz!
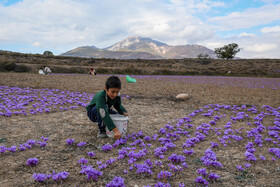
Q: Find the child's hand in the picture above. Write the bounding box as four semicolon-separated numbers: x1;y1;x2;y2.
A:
112;128;121;140
123;112;129;116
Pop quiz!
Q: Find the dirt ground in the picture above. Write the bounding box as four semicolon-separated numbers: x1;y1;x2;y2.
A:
0;72;280;187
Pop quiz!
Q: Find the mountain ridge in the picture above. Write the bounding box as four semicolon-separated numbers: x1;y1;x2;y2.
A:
61;36;216;59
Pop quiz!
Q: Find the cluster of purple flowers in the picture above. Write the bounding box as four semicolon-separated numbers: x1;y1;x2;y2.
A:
0;86;94;117
130;139;146;147
51;171;70;181
268;148;280;159
169;163;184;172
77;141;87;147
201;149;223;167
106;176;126;187
134;163;153;174
157;170;172;179
183;148;194;155
113;138;127;147
77;158;88;165
102;144;113;151
127;149;148;164
66;138;75;145
26;157;39;166
1;138;49;154
168;154;185;163
195;168;220;185
244;142;257;161
87;151;95;158
210;142;219;148
80;165;103;180
154;146;167;159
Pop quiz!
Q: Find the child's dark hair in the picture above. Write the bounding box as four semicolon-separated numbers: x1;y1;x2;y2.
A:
106;76;121;89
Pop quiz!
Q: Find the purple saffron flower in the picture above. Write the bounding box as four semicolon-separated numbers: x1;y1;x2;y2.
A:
52;171;69;181
32;173;46;182
26;157;39;166
77;142;87;147
78;158;88;165
260;155;266;160
194;176;209;185
168;153;186;163
211;142;219;148
101;144;113;151
157;170;172;179
178;182;185;187
106;176;126;187
169;164;183;172
154;181;171;187
39;142;47;147
154;160;162;166
41;136;49;142
98;163;107;170
106;158;116;165
80;165;103;180
181;162;188;168
27;139;36;145
236;165;244;171
208;172;220;180
96;161;103;165
23;143;31;149
197;168;207;176
19;144;26;151
244;163;251;168
183;149;194;155
143;136;151;141
0;146;7;153
87;151;95;158
66;138;75;145
8;146;17;152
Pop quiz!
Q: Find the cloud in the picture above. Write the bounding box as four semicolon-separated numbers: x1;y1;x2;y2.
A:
238;32;255;37
246;43;278;52
0;0;218;52
209;4;280;30
32;42;41;47
261;25;280;33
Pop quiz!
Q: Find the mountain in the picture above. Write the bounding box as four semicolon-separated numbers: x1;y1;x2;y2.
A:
61;36;216;59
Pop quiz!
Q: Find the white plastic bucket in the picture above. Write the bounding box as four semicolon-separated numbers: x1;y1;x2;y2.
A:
106;114;129;138
38;70;45;75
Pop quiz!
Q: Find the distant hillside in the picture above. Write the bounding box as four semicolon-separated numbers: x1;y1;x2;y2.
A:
61;46;157;59
1;51;279;77
61;36;216;59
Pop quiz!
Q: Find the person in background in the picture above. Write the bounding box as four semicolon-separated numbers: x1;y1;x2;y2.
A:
86;76;129;139
88;68;97;76
43;66;52;74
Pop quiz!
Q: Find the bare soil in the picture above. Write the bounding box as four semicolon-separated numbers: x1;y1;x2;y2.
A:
0;72;280;187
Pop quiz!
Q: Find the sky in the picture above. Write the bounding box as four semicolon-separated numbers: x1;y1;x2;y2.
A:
0;0;280;58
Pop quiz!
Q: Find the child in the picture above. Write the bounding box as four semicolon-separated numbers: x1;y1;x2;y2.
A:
86;76;129;139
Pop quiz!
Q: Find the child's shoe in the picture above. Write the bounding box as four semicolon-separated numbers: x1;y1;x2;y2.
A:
97;129;107;138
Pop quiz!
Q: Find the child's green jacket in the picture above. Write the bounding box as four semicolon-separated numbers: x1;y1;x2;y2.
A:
86;90;127;131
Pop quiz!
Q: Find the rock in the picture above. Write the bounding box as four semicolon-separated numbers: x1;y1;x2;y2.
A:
176;93;190;100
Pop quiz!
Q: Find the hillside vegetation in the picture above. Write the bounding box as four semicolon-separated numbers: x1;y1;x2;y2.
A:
0;51;280;77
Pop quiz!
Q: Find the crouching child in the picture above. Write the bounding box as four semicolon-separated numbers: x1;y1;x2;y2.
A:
86;76;129;139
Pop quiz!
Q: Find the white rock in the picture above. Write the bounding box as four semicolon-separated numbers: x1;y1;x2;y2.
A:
176;93;190;100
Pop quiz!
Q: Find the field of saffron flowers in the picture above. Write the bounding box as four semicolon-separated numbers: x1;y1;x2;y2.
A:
0;72;280;187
